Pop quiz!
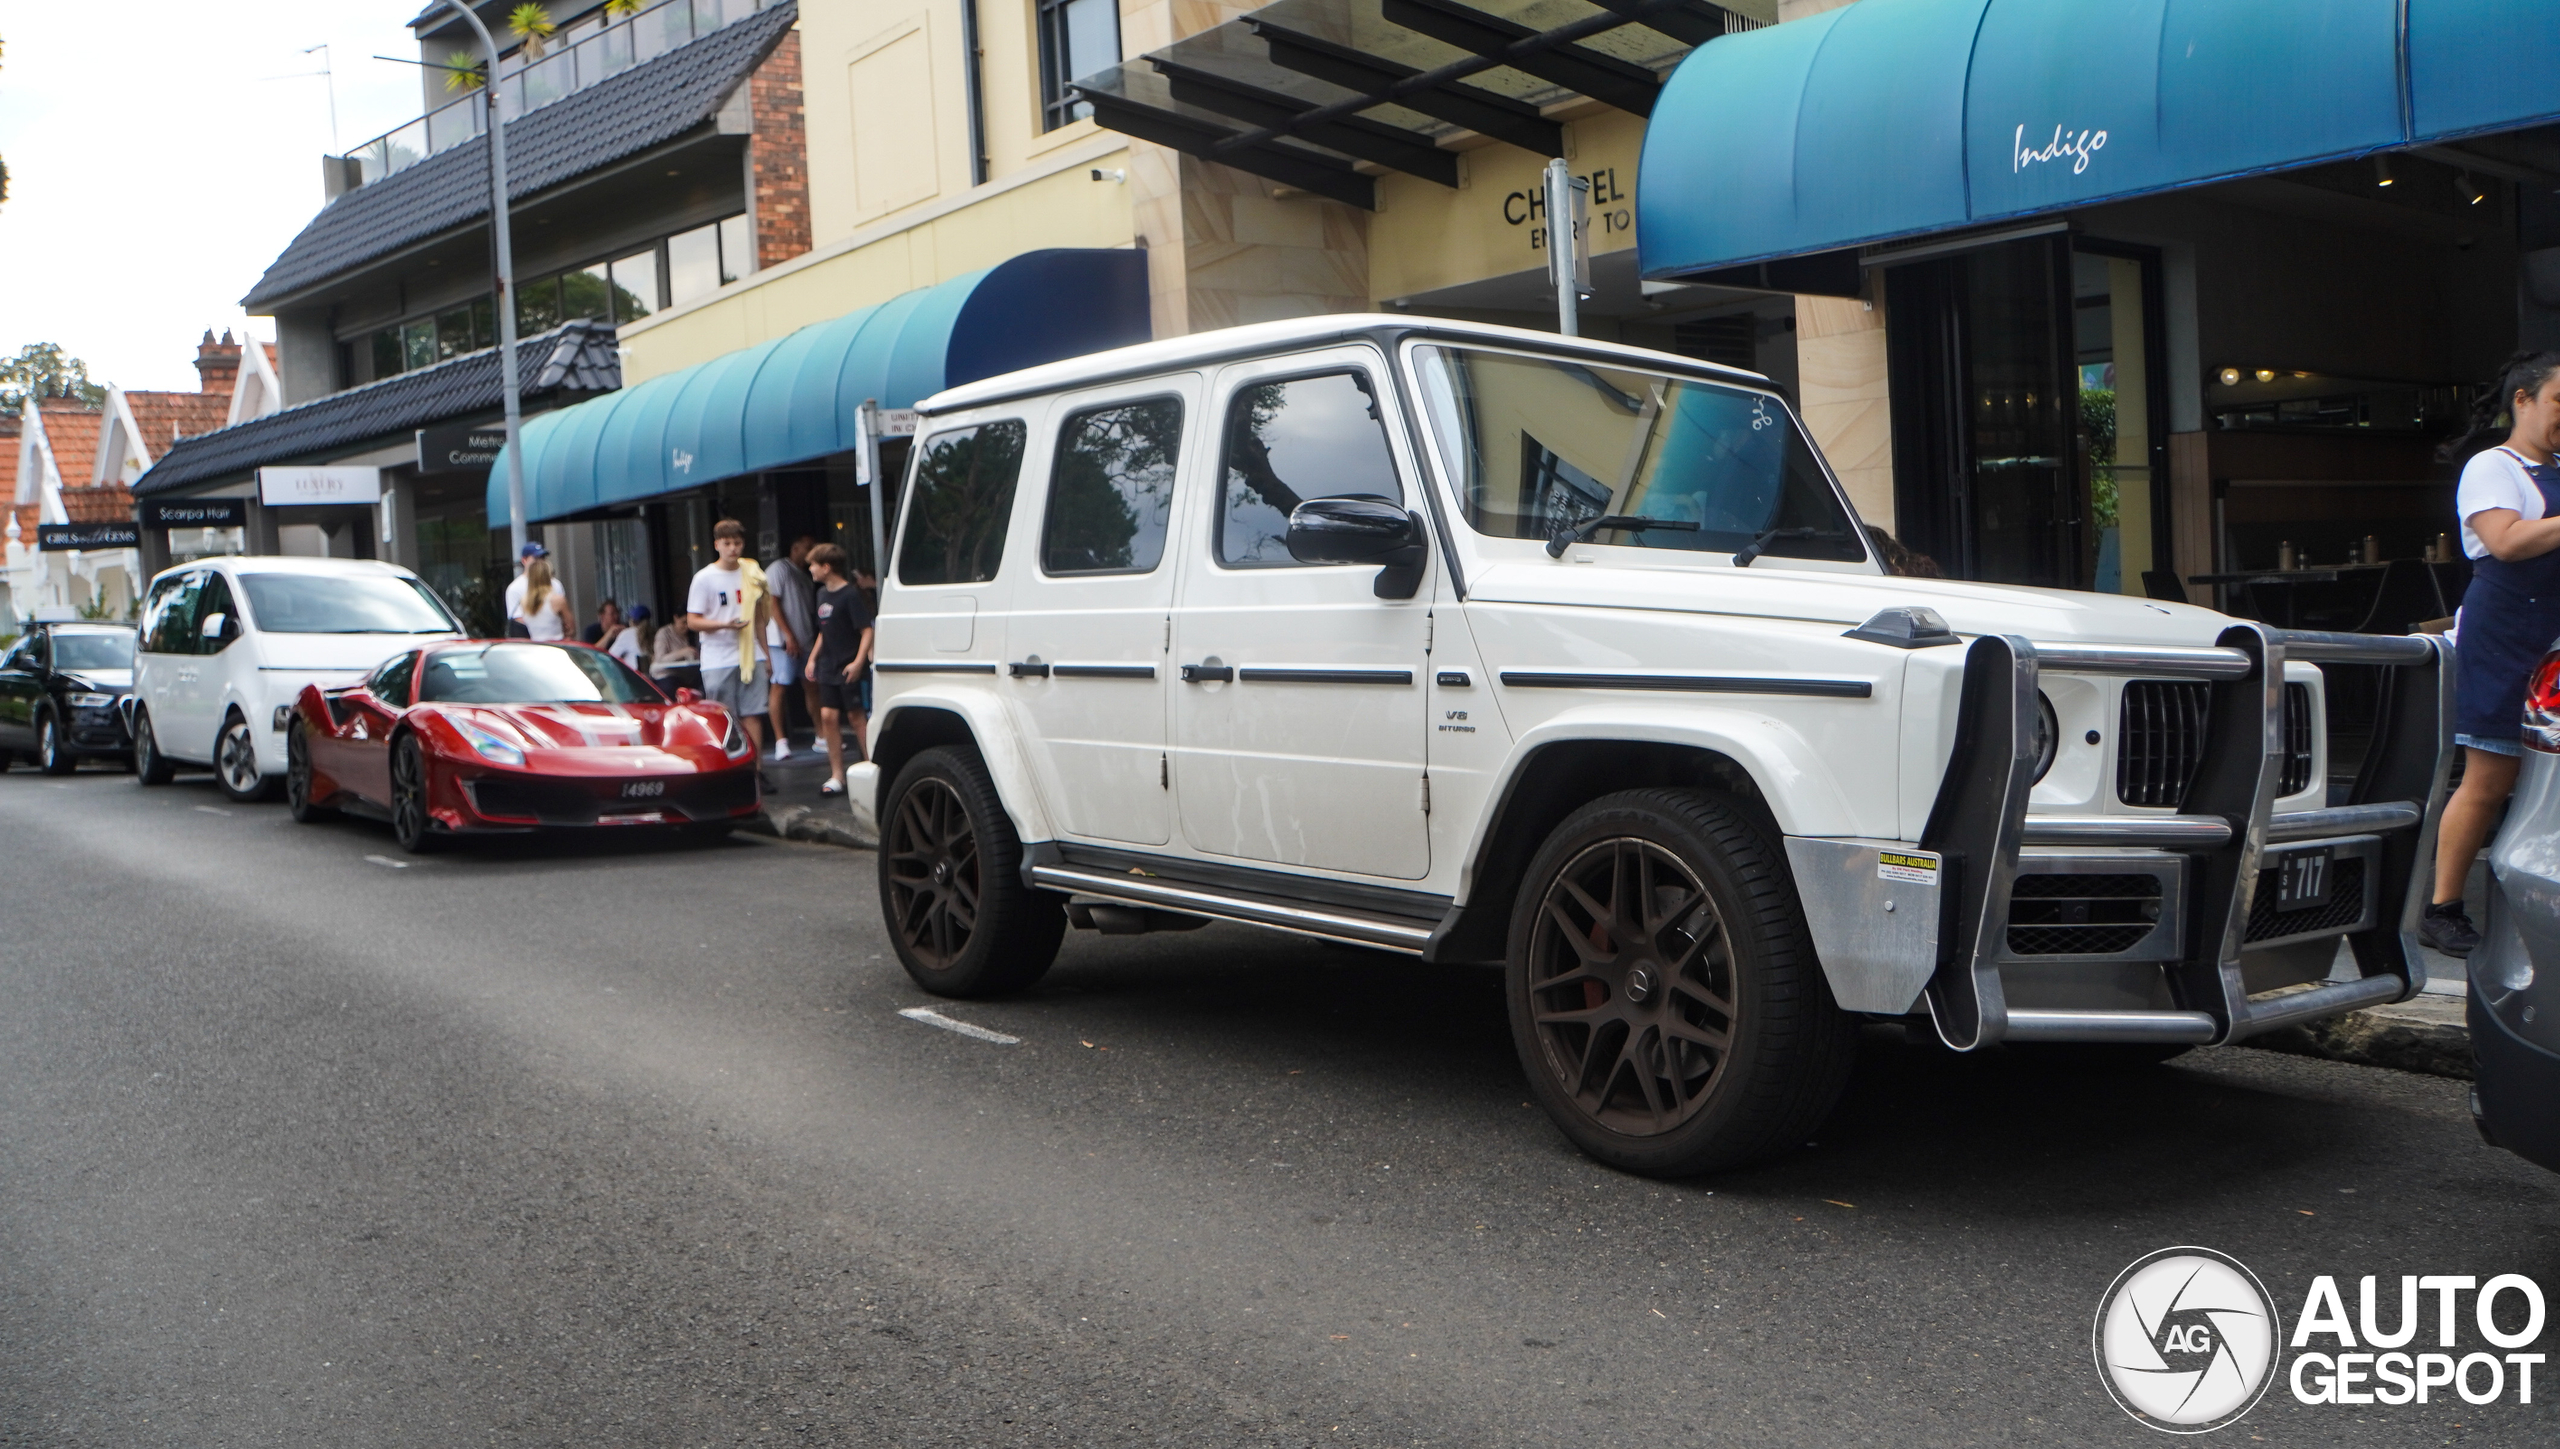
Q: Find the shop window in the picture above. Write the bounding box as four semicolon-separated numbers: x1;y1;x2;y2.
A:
609;250;661;321
564;264;615;323
1037;0;1120;130
435;305;477;361
719;214;751;283
900;421;1027;585
516;274;564;335
402;318;438;373
1042;397;1183;574
1217;372;1400;568
371;329;403;381
667;222;722;307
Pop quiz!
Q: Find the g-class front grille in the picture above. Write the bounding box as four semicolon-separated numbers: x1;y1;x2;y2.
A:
2005;873;2165;956
2115;680;2316;806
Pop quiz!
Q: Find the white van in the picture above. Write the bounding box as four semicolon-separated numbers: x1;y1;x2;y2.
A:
130;557;463;800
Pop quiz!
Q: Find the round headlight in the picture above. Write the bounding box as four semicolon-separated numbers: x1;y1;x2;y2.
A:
2032;691;2060;784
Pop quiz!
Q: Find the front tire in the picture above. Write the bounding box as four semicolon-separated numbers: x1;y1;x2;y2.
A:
1507;788;1856;1178
215;711;277;803
390;732;440;854
879;745;1064;998
133;708;175;786
285;721;335;824
36;710;75;775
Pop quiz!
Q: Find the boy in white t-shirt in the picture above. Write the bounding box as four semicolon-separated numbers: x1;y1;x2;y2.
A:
685;519;775;755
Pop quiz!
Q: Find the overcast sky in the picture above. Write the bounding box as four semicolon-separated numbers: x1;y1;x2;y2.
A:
0;1;439;394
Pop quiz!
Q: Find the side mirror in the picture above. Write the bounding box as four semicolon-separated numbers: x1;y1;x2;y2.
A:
199;612;228;642
675;686;702;705
1286;496;1428;599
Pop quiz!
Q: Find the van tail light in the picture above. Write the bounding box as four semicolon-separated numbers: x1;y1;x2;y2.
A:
2525;650;2560;753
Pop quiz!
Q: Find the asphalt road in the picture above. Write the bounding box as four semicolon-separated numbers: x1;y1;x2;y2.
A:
1;763;2553;1446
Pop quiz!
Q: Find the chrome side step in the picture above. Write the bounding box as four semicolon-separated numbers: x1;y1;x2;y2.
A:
1027;865;1437;955
2002;1008;2220;1044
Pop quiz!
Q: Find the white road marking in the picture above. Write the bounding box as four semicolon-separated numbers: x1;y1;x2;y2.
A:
363;855;412;870
195;805;231;816
896;1007;1020;1045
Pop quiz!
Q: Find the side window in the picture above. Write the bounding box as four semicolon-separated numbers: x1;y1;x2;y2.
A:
368;652;417;707
899;420;1027;586
1041;397;1184;575
143;574;204;655
23;631;47;670
194;573;240;654
1216;370;1403;568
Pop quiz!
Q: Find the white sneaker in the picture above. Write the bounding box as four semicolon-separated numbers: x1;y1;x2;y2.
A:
771;740;793;760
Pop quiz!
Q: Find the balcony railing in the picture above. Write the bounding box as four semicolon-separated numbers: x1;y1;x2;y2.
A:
344;0;786;190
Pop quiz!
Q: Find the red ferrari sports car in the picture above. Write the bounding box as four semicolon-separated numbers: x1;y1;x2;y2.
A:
285;640;759;852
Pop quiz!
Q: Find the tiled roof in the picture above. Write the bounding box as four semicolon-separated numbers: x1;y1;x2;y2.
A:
244;3;797;310
60;486;134;525
37;403;101;494
127;390;233;456
1;415;23;547
133;321;621;497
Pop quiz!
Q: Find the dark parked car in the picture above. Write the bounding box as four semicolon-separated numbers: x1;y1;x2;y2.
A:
2475;638;2560;1174
0;621;137;773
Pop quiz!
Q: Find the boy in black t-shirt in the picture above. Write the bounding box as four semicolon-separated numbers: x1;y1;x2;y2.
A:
805;544;876;798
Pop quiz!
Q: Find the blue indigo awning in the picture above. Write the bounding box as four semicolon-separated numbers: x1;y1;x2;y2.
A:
490;248;1150;522
1638;0;2560;282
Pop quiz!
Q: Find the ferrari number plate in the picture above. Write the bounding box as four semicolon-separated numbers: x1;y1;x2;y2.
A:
2275;847;2332;912
622;780;667;798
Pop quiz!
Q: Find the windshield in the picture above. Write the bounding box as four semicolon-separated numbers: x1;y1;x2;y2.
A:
51;632;134;671
419;644;663;704
237;572;460;635
1411;346;1868;565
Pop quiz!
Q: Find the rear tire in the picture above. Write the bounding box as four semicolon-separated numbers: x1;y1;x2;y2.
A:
390;732;440;854
215;710;277;803
879;745;1064;998
1506;788;1856;1178
133;708;175;786
36;710;75;775
285;721;336;824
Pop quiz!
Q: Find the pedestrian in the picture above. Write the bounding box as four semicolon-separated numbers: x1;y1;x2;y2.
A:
2424;350;2560;956
610;604;650;672
805;543;875;797
585;598;623;647
651;618;701;693
513;553;573;641
763;535;816;760
685;519;774;756
502;540;548;638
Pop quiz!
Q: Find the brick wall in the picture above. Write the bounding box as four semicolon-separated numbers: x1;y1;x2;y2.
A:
749;31;811;271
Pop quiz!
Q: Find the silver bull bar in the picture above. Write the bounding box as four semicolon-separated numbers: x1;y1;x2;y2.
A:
1911;625;2453;1050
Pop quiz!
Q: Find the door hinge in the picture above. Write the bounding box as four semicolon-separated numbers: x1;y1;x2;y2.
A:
1419;774;1431;814
1163;616;1173;652
1424;612;1434;654
1161;753;1170;789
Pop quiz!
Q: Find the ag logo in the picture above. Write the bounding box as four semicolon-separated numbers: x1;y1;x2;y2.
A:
2095;1247;2282;1433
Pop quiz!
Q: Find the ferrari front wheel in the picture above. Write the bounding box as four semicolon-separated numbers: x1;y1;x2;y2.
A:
286;721;335;824
390;733;440;854
880;745;1063;998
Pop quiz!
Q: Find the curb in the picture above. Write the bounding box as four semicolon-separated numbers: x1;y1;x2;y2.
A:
745;797;878;850
2242;993;2474;1080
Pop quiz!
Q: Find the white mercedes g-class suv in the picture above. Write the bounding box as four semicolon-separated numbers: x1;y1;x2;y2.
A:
851;316;2453;1178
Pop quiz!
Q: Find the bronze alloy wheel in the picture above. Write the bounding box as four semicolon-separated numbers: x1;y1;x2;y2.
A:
877;745;1064;998
885;776;980;971
390;734;436;852
1525;836;1738;1137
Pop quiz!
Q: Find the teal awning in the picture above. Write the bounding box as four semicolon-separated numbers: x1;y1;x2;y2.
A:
490;248;1149;522
1639;0;2560;280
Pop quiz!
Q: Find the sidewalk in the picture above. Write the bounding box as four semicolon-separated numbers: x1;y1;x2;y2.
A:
742;735;878;849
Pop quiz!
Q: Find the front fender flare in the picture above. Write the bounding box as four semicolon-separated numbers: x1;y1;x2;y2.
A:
872;687;1058;845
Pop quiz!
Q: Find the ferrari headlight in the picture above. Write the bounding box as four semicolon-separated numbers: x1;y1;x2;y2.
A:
67;692;113;708
454;718;527;767
722;713;751;758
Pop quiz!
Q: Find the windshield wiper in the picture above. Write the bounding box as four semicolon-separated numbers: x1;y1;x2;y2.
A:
1732;525;1828;567
1546;514;1701;559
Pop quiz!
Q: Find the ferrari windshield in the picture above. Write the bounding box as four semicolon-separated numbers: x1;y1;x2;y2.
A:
238;572;460;634
419;644;662;704
51;631;134;670
1409;345;1867;565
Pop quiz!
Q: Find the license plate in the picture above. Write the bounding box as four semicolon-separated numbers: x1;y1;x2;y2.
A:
622;779;667;799
2276;847;2332;912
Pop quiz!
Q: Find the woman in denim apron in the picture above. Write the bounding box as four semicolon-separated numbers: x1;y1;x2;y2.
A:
2426;351;2560;955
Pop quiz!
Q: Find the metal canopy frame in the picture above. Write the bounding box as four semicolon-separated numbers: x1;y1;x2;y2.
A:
1071;0;1753;210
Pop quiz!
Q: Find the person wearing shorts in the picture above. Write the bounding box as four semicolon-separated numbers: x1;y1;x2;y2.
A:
686;519;774;751
806;544;875;797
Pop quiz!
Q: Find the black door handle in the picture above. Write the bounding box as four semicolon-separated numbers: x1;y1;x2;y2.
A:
1179;664;1233;684
1007;661;1051;678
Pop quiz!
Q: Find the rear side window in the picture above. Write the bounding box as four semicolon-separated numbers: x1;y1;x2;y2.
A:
900;420;1027;586
1216;371;1402;568
1042;397;1184;575
368;652;418;707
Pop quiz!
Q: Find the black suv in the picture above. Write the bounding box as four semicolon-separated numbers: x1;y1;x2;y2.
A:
0;622;137;773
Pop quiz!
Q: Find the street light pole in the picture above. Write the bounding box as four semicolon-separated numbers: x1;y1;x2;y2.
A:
441;0;529;561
